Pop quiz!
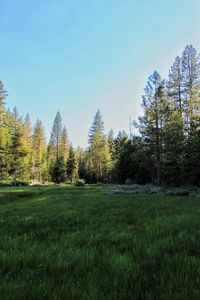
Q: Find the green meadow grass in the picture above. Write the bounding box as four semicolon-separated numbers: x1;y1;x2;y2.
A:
1;185;200;299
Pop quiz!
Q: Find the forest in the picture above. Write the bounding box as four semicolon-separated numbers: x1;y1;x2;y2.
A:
0;44;199;186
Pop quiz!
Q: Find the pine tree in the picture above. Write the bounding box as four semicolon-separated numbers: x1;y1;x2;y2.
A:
52;155;66;183
112;131;128;161
167;56;183;111
76;146;87;179
61;126;69;162
32;120;47;182
50;111;63;160
9;109;28;184
161;100;184;184
47;111;65;179
88;109;104;144
111;131;130;183
108;128;114;157
22;114;32;180
183;87;200;185
47;134;56;177
139;71;168;183
88;110;111;182
0;81;10;180
66;146;78;183
182;45;200;130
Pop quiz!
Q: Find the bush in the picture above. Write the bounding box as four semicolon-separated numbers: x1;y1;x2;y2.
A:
14;181;29;186
0;181;29;187
0;181;13;187
74;179;85;187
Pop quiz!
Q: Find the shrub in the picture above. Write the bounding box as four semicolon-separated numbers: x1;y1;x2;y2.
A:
0;181;13;187
74;179;85;187
0;181;29;187
14;181;29;186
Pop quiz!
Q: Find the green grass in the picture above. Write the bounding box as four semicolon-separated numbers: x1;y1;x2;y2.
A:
1;185;200;299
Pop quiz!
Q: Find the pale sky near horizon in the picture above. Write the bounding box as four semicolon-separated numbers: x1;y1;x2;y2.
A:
1;0;200;147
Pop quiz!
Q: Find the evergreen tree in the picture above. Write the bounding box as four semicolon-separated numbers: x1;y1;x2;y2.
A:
76;146;87;179
32;120;47;182
88;110;111;182
112;131;128;161
139;71;167;183
52;155;66;183
0;81;10;180
183;87;200;185
66;146;78;183
47;134;56;177
167;56;183;111
9;109;28;184
47;112;66;179
88;109;104;144
112;132;130;183
108;128;114;157
182;45;200;130
50;111;63;160
61;126;69;162
22;114;32;180
161;101;184;184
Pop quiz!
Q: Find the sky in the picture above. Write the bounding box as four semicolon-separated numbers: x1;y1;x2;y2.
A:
1;0;200;147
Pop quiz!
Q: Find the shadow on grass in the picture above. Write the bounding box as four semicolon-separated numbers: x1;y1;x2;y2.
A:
0;185;106;206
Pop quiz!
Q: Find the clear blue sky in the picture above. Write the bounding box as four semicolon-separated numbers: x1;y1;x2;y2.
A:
1;0;200;147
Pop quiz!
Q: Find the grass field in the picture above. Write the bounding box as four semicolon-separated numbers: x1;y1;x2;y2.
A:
1;185;200;299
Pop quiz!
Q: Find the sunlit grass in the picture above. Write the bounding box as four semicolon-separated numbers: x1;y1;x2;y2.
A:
1;185;200;299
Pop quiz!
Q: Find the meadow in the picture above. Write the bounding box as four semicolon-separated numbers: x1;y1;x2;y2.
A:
1;185;200;299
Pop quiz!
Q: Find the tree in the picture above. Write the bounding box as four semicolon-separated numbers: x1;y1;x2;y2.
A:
60;126;70;162
52;155;66;183
88;110;111;182
161;101;184;184
139;71;167;183
47;134;56;177
50;111;63;160
182;45;200;131
76;146;87;179
183;87;200;185
48;111;66;179
9;109;28;184
167;56;184;112
66;146;78;183
112;131;128;161
22;114;32;180
88;109;104;143
32;120;47;182
108;128;114;157
0;81;10;180
112;132;131;183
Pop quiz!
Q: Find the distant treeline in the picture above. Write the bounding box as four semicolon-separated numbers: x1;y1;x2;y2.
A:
0;44;199;185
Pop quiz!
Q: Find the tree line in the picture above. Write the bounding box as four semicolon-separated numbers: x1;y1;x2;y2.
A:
0;44;199;186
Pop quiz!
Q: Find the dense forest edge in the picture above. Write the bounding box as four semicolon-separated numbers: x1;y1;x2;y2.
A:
0;44;199;187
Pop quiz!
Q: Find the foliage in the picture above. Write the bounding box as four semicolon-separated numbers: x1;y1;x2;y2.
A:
66;146;79;183
74;179;85;186
87;110;112;182
0;44;199;186
52;156;66;183
32;119;47;182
